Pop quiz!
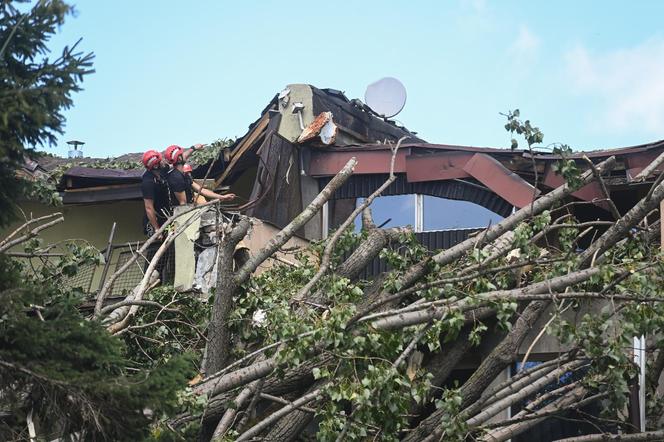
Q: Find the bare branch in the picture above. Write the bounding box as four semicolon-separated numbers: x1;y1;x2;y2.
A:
94;200;221;316
466;360;587;428
259;393;317;414
373;156;617;309
234;157;357;285
235;388;323;442
634;151;664;182
98;299;177;315
554;430;664;442
292;137;406;302
104;208;205;332
583;155;621;220
579;178;664;267
479;385;587;442
0;215;64;254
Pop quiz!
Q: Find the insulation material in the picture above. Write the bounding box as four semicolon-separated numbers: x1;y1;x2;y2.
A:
173;205;201;291
297;111;337;145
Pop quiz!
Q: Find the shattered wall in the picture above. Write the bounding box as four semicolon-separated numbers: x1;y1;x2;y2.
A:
192;209;310;296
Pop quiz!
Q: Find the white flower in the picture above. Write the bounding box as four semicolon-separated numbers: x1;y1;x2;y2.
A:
252;309;267;327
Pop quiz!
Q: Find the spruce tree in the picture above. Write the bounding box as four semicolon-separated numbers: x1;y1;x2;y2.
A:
0;2;194;440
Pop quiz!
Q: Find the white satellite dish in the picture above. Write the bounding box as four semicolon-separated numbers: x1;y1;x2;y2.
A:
364;77;407;118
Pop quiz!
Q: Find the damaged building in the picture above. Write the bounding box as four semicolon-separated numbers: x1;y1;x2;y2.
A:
7;83;664;439
11;83;664;297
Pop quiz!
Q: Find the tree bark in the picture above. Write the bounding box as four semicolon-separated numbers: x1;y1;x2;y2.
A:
195;354;333;430
370;267;600;331
235;388;322;441
425;327;473;389
336;227;410;281
405;300;550;442
554;430;664;441
466;360;585;428
262;382;324;441
205;218;251;374
210;382;255;440
480;386;587;442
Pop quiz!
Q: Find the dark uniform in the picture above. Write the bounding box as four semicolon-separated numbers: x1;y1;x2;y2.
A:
141;170;172;235
140;170;174;283
167;168;194;205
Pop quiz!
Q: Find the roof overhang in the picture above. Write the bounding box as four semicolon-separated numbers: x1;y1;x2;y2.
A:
306;141;664;212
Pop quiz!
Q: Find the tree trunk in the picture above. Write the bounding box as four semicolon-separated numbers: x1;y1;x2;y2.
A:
205;217;251;374
262;382;324;441
405;300;550;442
336;227;410;281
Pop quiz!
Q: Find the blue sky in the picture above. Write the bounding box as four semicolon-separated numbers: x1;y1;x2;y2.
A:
45;0;664;159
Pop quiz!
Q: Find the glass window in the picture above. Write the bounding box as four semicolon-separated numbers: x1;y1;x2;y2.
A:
423;196;503;231
355;195;415;231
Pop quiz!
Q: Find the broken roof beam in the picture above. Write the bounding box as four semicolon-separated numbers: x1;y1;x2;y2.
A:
405;151;473;182
542;164;609;211
214;112;271;187
630;150;664;182
462;153;540;209
307;150;408;176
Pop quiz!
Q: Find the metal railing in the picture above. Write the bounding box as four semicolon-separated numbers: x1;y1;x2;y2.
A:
61;242;175;296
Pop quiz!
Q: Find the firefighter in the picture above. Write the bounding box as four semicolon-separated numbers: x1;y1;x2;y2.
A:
182;164;207;205
163;144;235;206
140;149;174;282
141;149;171;237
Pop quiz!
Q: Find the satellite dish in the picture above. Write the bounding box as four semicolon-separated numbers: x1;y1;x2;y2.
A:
364;77;407;118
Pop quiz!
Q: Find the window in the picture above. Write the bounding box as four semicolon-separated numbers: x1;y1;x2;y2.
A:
351;195;505;232
423;195;503;231
354;195;415;231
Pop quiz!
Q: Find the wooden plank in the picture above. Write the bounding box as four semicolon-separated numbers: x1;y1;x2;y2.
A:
463;153;540;209
62;185;142;204
307;150;408;176
406;151;472;182
215;112;270;187
64;183;140;193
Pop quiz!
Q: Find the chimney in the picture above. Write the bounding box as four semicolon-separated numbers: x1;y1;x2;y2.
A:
67;140;85;159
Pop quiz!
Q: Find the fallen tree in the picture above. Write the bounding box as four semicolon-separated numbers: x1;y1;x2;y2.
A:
10;114;648;440
138;128;663;441
86;114;655;441
7;97;664;440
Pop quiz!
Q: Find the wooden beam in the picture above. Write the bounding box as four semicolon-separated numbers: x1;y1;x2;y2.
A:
405;151;472;182
215;112;270;187
64;183;139;193
543;164;610;211
462;153;540;208
307;150;408;176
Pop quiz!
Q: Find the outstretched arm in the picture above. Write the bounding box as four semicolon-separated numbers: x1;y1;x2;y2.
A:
182;143;205;161
191;181;235;202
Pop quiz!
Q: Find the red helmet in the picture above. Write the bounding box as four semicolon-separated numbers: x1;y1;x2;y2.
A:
164;144;185;164
142;150;162;170
183;164;192;173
